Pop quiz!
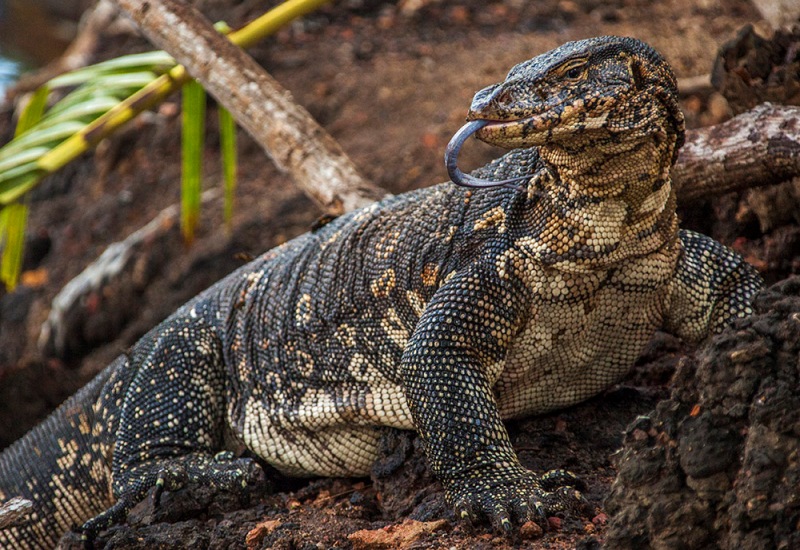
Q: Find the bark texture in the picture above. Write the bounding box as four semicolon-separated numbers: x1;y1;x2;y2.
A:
675;103;800;203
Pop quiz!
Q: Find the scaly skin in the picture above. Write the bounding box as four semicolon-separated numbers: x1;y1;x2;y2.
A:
0;36;762;547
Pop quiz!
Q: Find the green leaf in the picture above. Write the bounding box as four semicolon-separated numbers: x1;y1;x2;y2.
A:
49;50;176;88
0;203;28;290
36;96;122;128
0;161;41;187
0;147;51;173
79;71;161;91
181;80;206;243
218;107;237;228
0;121;88;162
15;86;50;138
44;86;126;118
42;71;160;124
0;167;42;205
48;72;161;110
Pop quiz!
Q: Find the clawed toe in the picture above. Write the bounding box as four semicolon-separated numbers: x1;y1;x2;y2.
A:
447;468;589;537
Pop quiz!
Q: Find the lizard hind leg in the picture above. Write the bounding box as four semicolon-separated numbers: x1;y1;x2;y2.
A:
79;316;262;542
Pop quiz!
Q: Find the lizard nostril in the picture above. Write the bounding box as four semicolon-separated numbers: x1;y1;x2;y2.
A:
494;90;513;105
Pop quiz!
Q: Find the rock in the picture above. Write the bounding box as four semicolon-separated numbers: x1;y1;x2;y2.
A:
245;519;282;549
519;520;544;540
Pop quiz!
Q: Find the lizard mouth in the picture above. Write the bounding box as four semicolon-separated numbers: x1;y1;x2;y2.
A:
445;119;532;190
446;102;614;190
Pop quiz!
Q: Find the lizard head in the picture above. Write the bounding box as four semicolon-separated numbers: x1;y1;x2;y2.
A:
469;36;684;150
446;37;686;190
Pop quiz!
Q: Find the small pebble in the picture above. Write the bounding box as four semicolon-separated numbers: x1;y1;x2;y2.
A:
592;513;609;525
519;520;544;540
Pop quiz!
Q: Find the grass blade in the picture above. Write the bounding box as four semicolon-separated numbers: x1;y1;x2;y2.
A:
218;107;237;228
35;96;122;129
44;86;133;119
0;121;88;163
0;170;42;205
0;203;28;290
181;80;206;243
15;86;50;138
0;147;51;174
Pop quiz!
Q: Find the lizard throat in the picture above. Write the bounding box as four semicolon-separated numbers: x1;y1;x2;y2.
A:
537;129;676;210
515;130;680;270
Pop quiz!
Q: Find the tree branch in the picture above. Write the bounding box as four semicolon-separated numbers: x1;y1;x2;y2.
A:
674;103;800;203
110;0;388;215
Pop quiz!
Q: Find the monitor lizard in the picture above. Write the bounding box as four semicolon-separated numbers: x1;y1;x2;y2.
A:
0;36;763;548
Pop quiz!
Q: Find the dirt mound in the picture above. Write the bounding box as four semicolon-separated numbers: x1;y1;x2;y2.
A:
606;277;800;549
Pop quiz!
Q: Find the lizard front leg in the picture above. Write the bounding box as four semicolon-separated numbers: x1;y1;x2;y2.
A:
664;229;764;342
399;266;586;533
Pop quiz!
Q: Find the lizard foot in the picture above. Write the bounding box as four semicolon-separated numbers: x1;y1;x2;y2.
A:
77;453;263;546
447;468;589;536
151;451;264;506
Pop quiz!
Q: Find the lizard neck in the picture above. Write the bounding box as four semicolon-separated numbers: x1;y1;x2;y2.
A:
515;129;679;271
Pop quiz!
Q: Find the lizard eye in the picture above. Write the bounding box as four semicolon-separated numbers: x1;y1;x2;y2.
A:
564;65;584;80
556;58;588;81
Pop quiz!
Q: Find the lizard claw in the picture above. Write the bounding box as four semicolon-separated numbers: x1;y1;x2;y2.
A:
152;463;188;507
77;454;264;545
494;507;513;535
446;468;589;536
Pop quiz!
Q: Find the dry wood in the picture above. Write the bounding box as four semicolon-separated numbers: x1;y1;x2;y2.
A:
110;0;388;216
0;497;32;530
675;103;800;203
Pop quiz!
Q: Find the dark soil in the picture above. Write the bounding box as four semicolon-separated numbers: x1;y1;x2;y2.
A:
0;1;798;549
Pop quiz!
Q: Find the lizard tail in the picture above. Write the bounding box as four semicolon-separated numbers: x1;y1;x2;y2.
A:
0;360;120;549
